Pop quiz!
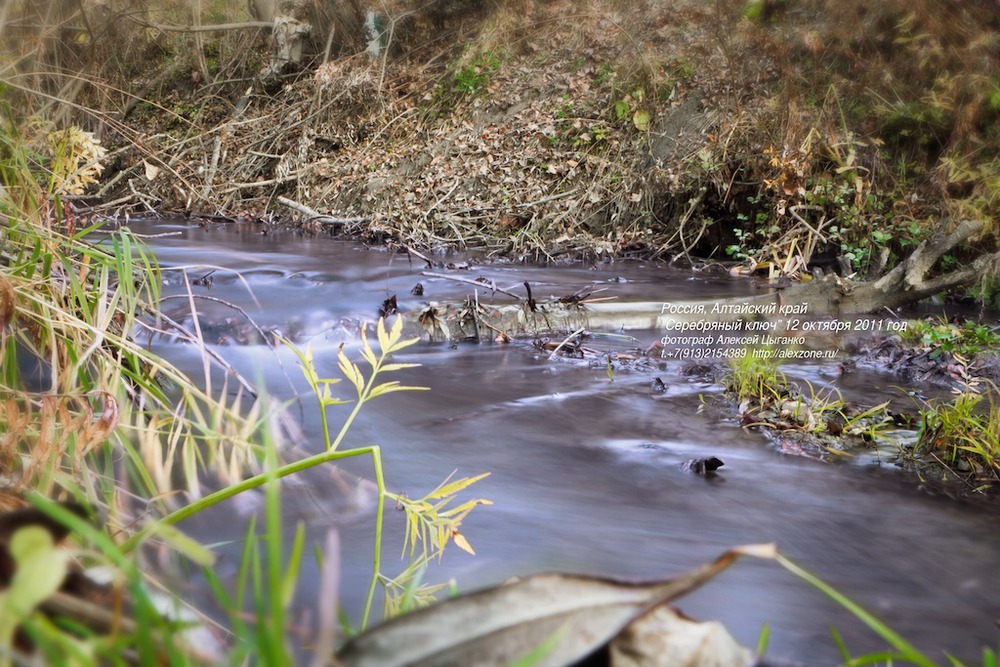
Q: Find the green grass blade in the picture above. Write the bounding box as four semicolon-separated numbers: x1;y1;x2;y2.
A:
505;625;568;667
755;621;770;657
777;554;935;667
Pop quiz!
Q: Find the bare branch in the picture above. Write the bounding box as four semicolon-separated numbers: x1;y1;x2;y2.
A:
144;20;273;33
276;196;369;225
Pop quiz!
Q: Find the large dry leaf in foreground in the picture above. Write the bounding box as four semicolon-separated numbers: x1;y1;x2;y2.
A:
336;543;774;667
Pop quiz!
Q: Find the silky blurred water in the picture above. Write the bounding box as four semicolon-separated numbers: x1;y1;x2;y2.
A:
130;220;999;664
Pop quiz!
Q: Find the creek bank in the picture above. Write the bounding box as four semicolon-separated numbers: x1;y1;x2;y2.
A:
51;0;999;291
528;325;1000;501
716;348;1000;502
26;0;999;334
853;332;1000;390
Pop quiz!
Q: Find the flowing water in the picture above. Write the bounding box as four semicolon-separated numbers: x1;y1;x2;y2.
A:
130;220;998;664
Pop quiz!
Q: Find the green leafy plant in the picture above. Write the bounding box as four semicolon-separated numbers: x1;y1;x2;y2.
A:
452;51;504;97
724;354;895;442
725;193;800;267
613;87;652;132
902;317;1000;359
914;389;1000;481
0;525;69;664
724;353;787;405
19;496;203;665
0;104;273;501
773;552;940;667
3;105;490;662
122;317;490;632
726;219;767;260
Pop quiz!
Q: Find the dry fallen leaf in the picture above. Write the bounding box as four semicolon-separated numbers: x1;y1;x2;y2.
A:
610;605;753;667
143;159;161;181
337;544;772;667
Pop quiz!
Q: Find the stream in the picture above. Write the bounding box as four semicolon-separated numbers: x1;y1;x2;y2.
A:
130;219;998;664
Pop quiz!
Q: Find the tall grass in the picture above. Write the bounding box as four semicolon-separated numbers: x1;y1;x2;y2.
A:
0;107;489;662
915;389;1000;484
0;104;262;502
723;352;787;404
0;96;263;661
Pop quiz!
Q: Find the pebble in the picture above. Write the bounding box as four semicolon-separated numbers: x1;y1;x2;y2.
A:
681;456;725;475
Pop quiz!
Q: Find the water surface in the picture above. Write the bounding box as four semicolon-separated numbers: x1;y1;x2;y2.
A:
129;220;999;664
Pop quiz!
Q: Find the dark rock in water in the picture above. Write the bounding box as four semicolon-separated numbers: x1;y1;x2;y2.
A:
651;377;667;393
681;456;725;475
411;282;424;296
378;294;398;317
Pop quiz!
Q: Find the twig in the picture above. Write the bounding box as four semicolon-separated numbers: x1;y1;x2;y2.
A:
789;205;830;242
127;179;158;214
404;245;435;268
421;271;524;299
424;179;461;221
217;173;302;194
158;294;275;348
93;165;133;198
361;107;417;152
660;187;708;261
161;264;264;311
549;327;586;360
470;305;504;337
276;196;369;225
447;187;582;218
89;229;184;239
143;20;273;33
514;188;579;209
142;310;259;399
202;131;224;200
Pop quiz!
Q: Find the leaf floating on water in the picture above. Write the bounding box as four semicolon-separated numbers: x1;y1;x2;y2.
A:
336;544;773;667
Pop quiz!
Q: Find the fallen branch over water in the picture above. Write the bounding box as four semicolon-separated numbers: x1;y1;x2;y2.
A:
276;196;370;226
771;219;998;315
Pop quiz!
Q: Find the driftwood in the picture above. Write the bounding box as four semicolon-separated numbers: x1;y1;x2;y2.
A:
768;218;997;316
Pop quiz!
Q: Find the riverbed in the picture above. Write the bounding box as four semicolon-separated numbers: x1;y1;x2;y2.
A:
130;219;999;664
